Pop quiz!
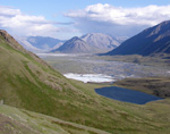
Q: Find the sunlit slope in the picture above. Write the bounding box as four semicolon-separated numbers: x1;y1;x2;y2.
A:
0;104;110;134
0;30;170;134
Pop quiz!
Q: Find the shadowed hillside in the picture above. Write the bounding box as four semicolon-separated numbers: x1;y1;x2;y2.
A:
107;20;170;56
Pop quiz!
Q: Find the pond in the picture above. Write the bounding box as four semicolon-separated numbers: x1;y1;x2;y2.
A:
95;86;163;104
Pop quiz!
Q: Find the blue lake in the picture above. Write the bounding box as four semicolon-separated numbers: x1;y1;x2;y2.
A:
95;86;163;104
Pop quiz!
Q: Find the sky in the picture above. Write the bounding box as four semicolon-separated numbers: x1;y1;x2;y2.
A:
0;0;170;39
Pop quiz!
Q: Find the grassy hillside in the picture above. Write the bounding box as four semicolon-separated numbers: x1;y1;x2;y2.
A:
0;104;110;134
0;30;170;134
0;30;76;115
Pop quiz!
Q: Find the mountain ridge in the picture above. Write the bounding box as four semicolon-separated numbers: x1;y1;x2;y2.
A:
55;36;94;53
106;20;170;56
15;36;64;52
54;33;120;53
27;36;64;50
81;33;120;50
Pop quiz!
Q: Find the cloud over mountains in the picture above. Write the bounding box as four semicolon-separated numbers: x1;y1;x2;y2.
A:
66;4;170;37
0;4;170;39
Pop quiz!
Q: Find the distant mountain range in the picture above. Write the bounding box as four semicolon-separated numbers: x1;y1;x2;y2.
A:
27;36;64;50
15;36;64;52
15;36;42;52
106;20;170;56
53;33;120;53
15;33;121;53
15;20;170;55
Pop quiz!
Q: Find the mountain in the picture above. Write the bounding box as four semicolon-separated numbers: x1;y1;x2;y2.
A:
54;33;120;53
55;36;94;53
106;20;170;56
15;36;42;52
1;30;170;134
81;33;120;51
14;36;64;52
115;36;129;43
27;36;64;50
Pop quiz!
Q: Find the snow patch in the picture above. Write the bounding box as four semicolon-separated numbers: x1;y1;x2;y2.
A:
36;53;77;57
64;73;115;83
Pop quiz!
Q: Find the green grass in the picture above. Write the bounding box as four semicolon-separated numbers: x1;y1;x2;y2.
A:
0;33;170;134
0;104;110;134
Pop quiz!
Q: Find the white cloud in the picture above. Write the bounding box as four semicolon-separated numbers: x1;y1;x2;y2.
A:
0;6;77;39
0;6;21;17
1;4;170;39
66;4;170;37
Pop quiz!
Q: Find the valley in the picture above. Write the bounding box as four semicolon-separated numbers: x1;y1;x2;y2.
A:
1;29;170;134
39;53;170;80
39;52;170;99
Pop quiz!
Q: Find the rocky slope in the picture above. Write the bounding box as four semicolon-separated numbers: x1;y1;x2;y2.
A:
81;33;120;51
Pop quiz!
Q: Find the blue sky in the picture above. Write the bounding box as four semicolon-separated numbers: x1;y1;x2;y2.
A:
1;0;169;19
0;0;170;39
